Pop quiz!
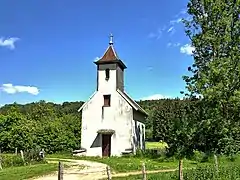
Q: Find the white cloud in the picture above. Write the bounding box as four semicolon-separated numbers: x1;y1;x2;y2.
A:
167;27;176;36
140;94;171;100
180;44;195;55
148;32;156;38
170;18;183;25
177;9;187;17
168;26;174;32
148;8;187;40
167;42;172;47
167;42;181;47
148;26;166;40
1;84;39;95
0;37;20;50
147;66;153;71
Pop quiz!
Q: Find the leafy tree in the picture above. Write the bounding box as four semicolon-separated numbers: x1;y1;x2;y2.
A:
182;0;240;169
165;99;200;180
0;101;83;153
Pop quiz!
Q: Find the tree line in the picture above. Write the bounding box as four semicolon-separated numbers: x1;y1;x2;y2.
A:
1;96;238;157
0;98;174;152
0;98;202;153
0;101;83;153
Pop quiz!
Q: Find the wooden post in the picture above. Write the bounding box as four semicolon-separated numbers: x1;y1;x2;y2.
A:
58;162;63;180
142;162;146;180
15;148;18;155
20;150;24;163
106;165;112;180
214;154;219;174
179;159;183;180
0;149;2;170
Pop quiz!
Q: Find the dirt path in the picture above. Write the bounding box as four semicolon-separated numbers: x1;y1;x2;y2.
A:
32;158;177;180
32;158;108;180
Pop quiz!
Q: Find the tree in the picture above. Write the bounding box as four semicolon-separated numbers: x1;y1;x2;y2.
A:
183;0;240;160
0;101;83;153
165;99;199;180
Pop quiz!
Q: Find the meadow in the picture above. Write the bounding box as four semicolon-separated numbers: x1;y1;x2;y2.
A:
1;142;240;179
111;164;240;180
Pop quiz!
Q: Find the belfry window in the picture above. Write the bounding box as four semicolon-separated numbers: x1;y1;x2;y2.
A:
105;68;110;80
103;95;111;107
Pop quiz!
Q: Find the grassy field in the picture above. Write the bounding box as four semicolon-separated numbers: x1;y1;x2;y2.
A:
47;141;173;173
112;172;177;180
111;163;240;180
47;148;240;174
145;141;168;149
0;163;58;180
47;153;207;173
2;141;239;179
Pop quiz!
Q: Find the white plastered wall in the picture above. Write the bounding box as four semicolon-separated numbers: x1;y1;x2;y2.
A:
81;69;134;156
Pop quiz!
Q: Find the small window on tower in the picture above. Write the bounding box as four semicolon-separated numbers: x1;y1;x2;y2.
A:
105;68;110;80
103;95;111;107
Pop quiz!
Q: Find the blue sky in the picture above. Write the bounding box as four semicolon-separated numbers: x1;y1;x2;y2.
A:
0;0;195;105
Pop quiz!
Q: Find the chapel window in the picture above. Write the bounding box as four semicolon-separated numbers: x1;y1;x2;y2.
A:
105;68;110;80
103;95;111;107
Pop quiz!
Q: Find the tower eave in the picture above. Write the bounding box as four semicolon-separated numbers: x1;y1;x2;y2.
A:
94;59;127;69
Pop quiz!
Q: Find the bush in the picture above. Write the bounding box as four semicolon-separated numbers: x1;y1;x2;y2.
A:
1;147;46;168
1;154;24;168
183;164;240;180
190;150;206;162
145;129;153;141
134;148;166;159
24;147;46;164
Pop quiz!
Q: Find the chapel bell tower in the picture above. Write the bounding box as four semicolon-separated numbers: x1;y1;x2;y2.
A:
94;34;127;92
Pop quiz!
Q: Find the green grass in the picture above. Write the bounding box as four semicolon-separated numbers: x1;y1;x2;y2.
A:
0;163;58;180
47;153;207;173
112;172;176;180
145;141;168;149
47;152;240;174
111;163;240;180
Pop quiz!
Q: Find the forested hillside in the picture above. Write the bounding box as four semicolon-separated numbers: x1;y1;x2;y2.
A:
0;101;84;153
0;99;184;153
2;96;239;156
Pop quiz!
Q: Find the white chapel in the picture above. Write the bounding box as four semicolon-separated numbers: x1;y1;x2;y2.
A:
78;34;148;157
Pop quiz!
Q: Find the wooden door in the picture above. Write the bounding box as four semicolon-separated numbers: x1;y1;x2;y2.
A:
102;134;111;157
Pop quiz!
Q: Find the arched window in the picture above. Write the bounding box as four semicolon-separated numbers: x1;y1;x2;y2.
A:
105;68;110;80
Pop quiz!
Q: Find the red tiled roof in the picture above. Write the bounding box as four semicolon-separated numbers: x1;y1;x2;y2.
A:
94;37;127;69
97;45;119;62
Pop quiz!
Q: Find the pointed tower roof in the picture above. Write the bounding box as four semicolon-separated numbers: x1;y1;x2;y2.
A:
94;34;127;69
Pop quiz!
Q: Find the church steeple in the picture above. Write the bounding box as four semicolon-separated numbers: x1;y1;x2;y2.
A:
94;34;126;70
95;34;126;92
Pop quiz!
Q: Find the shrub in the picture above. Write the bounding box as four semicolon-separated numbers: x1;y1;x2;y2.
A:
24;147;46;164
183;164;240;180
0;147;46;168
145;129;153;141
190;150;206;162
135;148;166;159
1;154;24;168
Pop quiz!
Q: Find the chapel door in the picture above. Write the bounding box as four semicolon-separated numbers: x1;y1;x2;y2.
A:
102;134;111;157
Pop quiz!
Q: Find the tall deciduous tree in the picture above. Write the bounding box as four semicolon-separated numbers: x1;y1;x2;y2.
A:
183;0;240;156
